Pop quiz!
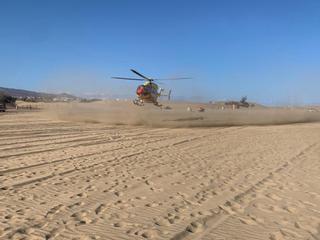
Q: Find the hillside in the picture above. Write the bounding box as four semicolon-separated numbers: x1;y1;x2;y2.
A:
0;87;78;102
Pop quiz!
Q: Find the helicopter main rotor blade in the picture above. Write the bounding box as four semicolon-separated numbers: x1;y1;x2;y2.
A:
154;77;192;80
112;77;145;81
130;69;151;81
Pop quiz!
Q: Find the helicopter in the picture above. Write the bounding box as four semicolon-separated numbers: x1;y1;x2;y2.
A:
112;69;190;106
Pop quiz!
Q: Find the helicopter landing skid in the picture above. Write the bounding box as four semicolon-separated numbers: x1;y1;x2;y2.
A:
133;99;144;106
133;99;162;107
153;102;162;107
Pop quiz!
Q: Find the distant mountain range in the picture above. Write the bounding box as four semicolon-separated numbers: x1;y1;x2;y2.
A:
0;87;79;101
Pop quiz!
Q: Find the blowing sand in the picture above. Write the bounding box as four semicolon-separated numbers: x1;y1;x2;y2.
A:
1;102;320;240
47;101;320;127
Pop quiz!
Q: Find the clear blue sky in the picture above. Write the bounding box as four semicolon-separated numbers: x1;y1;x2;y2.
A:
1;0;320;104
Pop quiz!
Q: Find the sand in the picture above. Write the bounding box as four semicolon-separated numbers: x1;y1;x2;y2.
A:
45;101;320;127
1;102;320;240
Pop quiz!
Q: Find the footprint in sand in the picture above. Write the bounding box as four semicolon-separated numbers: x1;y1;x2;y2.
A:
71;211;93;225
186;221;205;233
114;191;124;197
268;205;285;213
269;231;285;240
45;204;66;219
155;218;171;227
239;216;258;225
167;214;182;224
266;193;282;201
68;201;85;209
95;204;106;215
198;210;212;216
113;222;127;228
230;202;245;214
70;192;88;199
150;187;164;192
126;228;158;239
135;196;147;200
218;204;235;215
145;202;162;208
294;221;318;235
44;226;65;239
282;205;297;213
141;230;158;239
279;228;302;239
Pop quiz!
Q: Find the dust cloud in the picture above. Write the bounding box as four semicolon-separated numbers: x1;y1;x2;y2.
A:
42;101;320;128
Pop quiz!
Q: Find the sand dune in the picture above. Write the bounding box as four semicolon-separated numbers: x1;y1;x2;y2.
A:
1;103;320;240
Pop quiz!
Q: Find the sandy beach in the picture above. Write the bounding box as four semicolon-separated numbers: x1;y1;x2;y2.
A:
1;103;320;240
